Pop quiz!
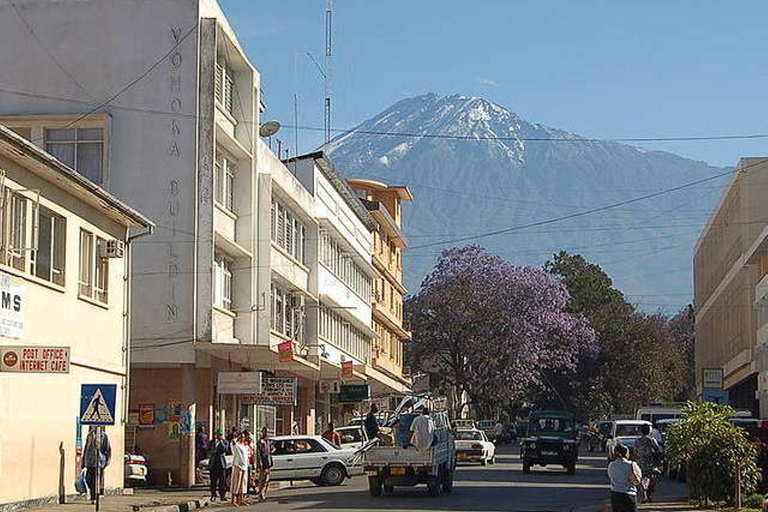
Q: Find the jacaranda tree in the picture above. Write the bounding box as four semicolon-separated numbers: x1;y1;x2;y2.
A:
406;245;597;418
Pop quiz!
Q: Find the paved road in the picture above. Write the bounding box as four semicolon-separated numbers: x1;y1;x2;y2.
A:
247;445;622;512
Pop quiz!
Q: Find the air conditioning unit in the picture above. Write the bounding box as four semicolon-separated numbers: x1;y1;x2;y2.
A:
100;239;125;258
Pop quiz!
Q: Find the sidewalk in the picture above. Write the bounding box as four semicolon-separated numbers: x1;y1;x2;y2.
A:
16;482;299;512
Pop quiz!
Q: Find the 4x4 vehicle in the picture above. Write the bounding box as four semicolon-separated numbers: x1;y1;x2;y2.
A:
521;410;578;475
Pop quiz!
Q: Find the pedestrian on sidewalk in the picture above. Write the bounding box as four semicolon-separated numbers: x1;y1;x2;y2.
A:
322;422;341;446
608;444;642;512
83;426;111;504
208;429;229;502
256;427;274;502
230;432;249;506
634;424;663;503
196;428;208;461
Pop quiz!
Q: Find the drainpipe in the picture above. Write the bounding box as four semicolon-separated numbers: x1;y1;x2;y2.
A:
122;225;153;450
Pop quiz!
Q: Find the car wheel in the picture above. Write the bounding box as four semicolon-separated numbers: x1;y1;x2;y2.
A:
368;476;382;497
321;463;346;486
310;477;325;486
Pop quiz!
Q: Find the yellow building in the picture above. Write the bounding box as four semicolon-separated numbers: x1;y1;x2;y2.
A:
0;125;152;507
348;179;413;394
694;158;768;417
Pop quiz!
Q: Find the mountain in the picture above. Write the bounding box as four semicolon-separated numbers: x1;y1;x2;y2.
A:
327;93;726;309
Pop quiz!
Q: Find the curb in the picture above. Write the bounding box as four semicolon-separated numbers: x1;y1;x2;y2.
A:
132;498;210;512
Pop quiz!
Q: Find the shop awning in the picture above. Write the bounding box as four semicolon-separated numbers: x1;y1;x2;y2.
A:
366;365;411;394
195;342;321;380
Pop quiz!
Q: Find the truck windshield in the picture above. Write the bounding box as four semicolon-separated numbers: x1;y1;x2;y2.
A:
529;418;574;433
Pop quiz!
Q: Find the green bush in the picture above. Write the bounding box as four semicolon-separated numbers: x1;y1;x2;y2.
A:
666;402;760;505
744;493;764;509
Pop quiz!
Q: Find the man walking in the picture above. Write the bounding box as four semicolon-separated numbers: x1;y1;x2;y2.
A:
607;444;642;512
83;426;111;504
208;429;229;501
256;427;274;502
634;424;663;502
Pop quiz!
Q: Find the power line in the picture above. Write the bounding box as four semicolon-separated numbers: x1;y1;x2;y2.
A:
408;167;739;251
286;123;768;144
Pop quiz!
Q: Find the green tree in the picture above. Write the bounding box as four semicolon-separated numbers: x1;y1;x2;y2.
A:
666;402;760;505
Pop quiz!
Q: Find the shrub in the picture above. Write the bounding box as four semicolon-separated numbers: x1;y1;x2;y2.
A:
666;402;760;505
743;493;764;509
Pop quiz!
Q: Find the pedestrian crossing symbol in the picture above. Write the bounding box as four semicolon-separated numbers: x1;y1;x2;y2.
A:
80;384;117;425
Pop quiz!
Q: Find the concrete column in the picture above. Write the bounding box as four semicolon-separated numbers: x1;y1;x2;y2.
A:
179;364;196;487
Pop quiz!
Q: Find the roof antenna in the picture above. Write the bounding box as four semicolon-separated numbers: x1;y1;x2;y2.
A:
324;0;333;151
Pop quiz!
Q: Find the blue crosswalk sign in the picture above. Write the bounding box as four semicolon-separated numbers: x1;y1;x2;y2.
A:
80;384;117;425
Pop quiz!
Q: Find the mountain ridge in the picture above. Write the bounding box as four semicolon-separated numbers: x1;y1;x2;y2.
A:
327;93;725;308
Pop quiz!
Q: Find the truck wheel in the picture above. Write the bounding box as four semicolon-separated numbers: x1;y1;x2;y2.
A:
321;463;346;486
523;461;531;474
368;476;382;497
427;476;440;497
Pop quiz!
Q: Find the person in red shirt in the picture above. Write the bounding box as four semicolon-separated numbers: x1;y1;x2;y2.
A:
321;421;341;446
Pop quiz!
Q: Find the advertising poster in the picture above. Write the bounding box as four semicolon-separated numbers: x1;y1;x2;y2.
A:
167;421;180;441
139;404;155;426
168;401;181;422
341;360;354;379
278;341;293;363
154;404;168;424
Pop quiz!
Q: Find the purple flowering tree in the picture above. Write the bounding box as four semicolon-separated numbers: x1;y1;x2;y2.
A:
406;245;596;418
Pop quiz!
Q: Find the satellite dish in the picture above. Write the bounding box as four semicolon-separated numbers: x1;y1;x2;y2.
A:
259;120;281;137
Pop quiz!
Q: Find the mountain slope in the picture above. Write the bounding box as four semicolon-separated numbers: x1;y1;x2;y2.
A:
327;93;726;308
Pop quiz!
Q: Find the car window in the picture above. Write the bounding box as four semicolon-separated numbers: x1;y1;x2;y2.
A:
339;428;363;444
615;424;645;437
455;431;483;441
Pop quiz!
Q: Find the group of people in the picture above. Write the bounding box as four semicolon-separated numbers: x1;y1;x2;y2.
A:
607;424;663;512
205;426;274;506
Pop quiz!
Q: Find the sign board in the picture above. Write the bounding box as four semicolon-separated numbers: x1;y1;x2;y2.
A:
80;384;117;425
341;360;354;379
217;372;262;394
703;388;729;405
0;345;69;373
0;271;24;339
703;368;724;390
240;377;297;406
138;404;154;426
339;384;370;403
319;380;342;394
278;341;293;363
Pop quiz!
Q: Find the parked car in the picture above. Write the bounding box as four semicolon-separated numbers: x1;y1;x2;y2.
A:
606;420;652;461
336;426;369;449
271;435;363;486
454;429;495;465
521;410;578;475
124;453;148;487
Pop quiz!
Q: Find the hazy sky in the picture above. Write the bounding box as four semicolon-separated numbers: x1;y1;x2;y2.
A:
220;0;768;167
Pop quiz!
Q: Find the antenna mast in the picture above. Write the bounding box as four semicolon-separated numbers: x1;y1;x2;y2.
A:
324;0;333;149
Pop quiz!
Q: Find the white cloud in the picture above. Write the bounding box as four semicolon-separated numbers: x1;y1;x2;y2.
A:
476;76;498;87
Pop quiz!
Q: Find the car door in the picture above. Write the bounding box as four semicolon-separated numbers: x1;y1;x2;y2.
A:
270;440;298;480
291;439;329;479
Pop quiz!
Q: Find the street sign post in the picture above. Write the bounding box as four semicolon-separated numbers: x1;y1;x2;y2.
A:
80;384;116;512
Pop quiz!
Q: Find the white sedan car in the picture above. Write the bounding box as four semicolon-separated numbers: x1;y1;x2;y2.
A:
270;435;363;486
454;429;496;465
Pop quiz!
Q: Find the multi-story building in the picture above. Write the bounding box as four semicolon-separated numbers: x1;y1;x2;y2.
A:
285;153;379;429
348;179;413;396
0;0;272;485
694;158;768;417
0;125;152;508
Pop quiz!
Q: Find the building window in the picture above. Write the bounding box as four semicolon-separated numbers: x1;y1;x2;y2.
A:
319;232;371;301
271;199;307;265
215;150;236;211
213;253;233;311
31;207;66;285
79;230;108;303
318;305;370;364
45;128;104;184
215;62;234;114
270;284;304;342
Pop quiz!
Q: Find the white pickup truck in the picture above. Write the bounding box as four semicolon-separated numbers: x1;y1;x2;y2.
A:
363;411;456;497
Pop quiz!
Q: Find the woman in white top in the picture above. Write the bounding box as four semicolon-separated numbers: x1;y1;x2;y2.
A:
607;444;642;512
230;432;250;506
